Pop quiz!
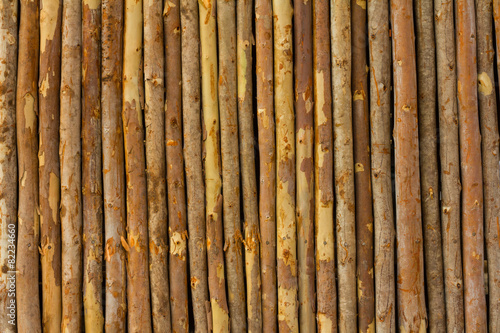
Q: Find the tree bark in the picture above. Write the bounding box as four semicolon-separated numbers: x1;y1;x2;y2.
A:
313;1;337;331
82;0;104;330
476;0;500;330
456;0;487;331
237;1;262;331
123;0;152;329
16;0;41;330
179;1;210;331
199;1;230;331
273;0;298;331
391;0;427;330
294;2;316;331
102;0;127;330
60;0;83;330
144;0;170;330
414;0;447;330
331;0;356;331
39;0;63;330
0;0;17;331
165;1;189;332
352;0;375;331
434;0;465;330
255;0;277;330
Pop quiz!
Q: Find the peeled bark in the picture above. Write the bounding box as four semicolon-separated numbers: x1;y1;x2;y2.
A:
180;1;210;331
16;0;41;330
237;1;262;330
217;1;247;331
294;2;316;331
414;0;447;330
391;0;427;330
434;0;465;330
456;0;487;330
331;0;356;331
123;0;152;329
199;1;229;331
352;0;375;331
273;0;298;331
165;1;189;332
60;0;82;329
144;0;170;330
82;0;104;330
102;0;127;329
313;1;337;331
255;0;277;330
476;0;500;330
39;0;63;330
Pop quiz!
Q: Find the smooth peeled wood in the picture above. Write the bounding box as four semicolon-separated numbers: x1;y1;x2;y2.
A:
39;0;63;330
123;0;153;329
217;0;247;331
180;0;210;331
0;0;17;331
273;0;299;330
102;0;127;329
414;0;447;330
144;0;170;330
82;0;104;329
313;0;337;330
61;0;83;330
391;0;427;330
237;1;262;330
165;1;189;332
199;0;229;331
352;0;375;330
255;0;277;330
434;0;465;329
294;1;316;331
331;0;356;330
476;0;500;330
16;0;41;330
456;0;487;330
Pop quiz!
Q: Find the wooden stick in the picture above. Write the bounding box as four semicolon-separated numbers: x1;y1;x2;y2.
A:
434;0;465;329
165;1;189;332
273;0;298;330
313;0;337;331
255;0;277;330
199;1;230;331
476;0;500;330
0;0;18;331
82;0;104;329
294;1;316;331
414;0;447;330
352;0;375;330
102;0;127;329
237;1;262;330
61;0;83;329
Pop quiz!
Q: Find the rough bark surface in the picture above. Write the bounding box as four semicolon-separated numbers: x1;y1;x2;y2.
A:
476;0;500;330
313;1;337;331
102;0;127;329
391;0;427;330
352;0;375;331
255;0;277;330
82;0;104;330
273;0;299;331
331;0;357;331
60;0;83;330
456;0;487;331
434;0;465;330
165;0;189;331
180;1;210;331
414;0;447;330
